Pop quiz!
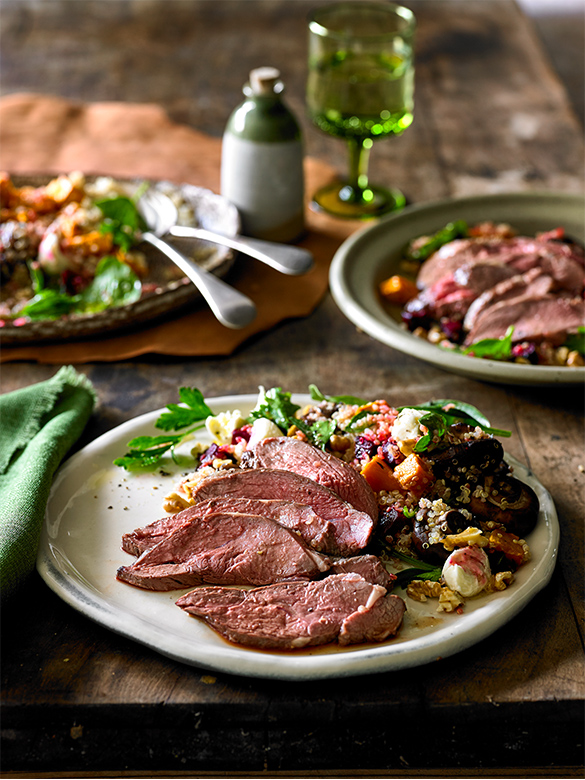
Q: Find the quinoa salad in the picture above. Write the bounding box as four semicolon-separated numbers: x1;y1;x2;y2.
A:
117;385;540;614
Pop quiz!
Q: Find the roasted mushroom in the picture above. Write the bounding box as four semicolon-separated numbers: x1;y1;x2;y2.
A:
468;475;539;537
428;438;505;485
412;509;469;564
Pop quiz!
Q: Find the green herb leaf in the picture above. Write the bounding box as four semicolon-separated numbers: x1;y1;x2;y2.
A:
463;325;515;360
405;220;468;262
309;383;368;406
564;326;585;356
398;399;511;443
248;387;301;432
393;567;443;588
155;387;214;432
115;387;214;470
78;255;141;312
19;288;81;320
293;417;337;450
27;261;45;294
344;407;380;433
113;434;184;470
412;411;447;452
96;195;146;252
390;550;443;588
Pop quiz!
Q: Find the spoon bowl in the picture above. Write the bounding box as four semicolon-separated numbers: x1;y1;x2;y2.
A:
137;190;257;329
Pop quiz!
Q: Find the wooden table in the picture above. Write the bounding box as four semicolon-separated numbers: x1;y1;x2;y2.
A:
1;1;584;777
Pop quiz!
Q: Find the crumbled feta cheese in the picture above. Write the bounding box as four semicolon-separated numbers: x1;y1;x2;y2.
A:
391;408;427;455
442;546;491;598
205;410;246;445
247;417;284;448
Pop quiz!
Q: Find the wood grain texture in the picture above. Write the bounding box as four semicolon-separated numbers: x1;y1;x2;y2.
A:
1;0;584;776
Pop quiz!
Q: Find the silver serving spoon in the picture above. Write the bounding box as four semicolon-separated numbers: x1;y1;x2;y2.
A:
138;192;257;329
141;187;314;276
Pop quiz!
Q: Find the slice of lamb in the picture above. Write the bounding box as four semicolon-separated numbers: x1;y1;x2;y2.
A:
122;496;337;556
116;511;331;592
404;262;516;322
416;238;508;289
190;468;376;556
175;573;406;650
464;294;585;345
463;269;553;332
417;235;585;291
328;554;395;588
252;436;378;520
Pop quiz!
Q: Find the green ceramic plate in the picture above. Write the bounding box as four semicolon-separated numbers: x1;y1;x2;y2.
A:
330;191;585;386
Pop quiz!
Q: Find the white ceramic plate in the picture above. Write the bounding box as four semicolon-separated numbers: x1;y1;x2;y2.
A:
38;394;559;680
1;176;240;345
329;191;585;386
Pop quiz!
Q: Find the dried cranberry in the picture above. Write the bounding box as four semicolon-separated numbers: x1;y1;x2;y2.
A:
354;436;377;462
512;342;538;363
199;443;232;467
440;317;463;342
232;425;252;445
380;440;400;468
401;304;431;331
378;506;407;542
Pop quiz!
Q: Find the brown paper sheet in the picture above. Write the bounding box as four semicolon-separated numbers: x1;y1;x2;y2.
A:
0;94;364;363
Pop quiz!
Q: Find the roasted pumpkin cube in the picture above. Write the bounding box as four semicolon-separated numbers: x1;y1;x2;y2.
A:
379;275;419;305
360;455;403;493
393;453;434;497
488;529;529;566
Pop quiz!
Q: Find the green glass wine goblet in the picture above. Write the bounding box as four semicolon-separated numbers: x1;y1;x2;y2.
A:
307;1;415;219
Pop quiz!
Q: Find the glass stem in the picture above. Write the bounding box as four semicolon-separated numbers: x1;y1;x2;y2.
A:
346;138;371;203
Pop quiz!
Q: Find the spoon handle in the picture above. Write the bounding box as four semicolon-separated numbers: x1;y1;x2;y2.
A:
142;231;257;329
168;225;314;276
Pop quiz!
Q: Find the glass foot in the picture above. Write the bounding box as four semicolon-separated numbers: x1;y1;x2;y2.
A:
310;181;406;219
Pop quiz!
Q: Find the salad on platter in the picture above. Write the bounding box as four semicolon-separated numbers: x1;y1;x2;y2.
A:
113;385;541;651
0;172;205;326
378;219;585;367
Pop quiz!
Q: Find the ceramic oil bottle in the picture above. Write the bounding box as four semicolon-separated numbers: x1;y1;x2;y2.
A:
221;67;305;243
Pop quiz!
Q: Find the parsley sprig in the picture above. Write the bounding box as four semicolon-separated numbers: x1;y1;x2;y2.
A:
248;386;339;450
114;387;213;470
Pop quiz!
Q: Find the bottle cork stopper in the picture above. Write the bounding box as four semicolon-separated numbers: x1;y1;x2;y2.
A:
249;67;281;95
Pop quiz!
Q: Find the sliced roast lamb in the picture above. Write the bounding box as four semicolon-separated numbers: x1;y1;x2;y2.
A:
416;235;585;291
176;573;406;650
122;496;337;556
462;268;553;332
328;554;396;588
464;294;585;346
404;262;516;322
116;511;331;592
189;467;376;556
251;436;379;520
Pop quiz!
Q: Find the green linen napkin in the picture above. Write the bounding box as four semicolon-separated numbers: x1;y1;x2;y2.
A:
0;366;96;603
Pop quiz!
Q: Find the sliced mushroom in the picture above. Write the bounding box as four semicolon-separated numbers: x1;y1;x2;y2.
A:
428;438;505;485
468;475;539;537
412;509;469;564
